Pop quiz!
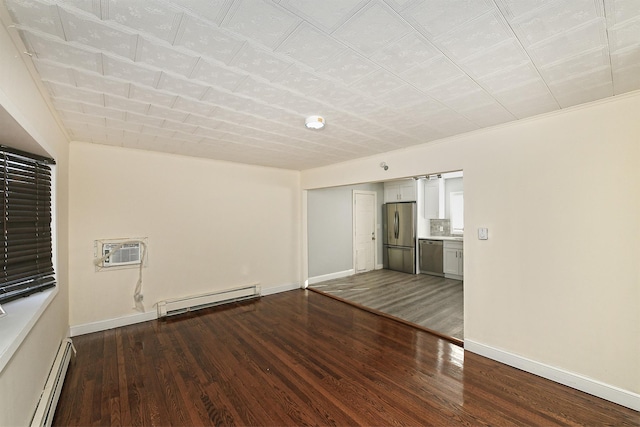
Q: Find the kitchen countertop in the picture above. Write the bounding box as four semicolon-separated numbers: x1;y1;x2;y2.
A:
419;236;463;241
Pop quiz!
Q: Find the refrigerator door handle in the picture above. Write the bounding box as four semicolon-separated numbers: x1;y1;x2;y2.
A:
394;211;399;239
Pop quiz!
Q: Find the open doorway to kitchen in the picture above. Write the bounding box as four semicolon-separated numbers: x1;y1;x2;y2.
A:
307;171;463;344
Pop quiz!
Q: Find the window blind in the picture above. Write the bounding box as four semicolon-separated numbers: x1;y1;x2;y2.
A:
0;145;56;304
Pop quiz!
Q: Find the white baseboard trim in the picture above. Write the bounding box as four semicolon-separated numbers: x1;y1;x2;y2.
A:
376;263;384;270
261;282;300;296
69;283;302;337
308;269;354;285
69;311;157;337
464;339;640;411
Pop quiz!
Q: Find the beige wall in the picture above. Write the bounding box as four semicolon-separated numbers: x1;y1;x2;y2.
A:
302;92;640;396
68;142;301;326
0;20;70;427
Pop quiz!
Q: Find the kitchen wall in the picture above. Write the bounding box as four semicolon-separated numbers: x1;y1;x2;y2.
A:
0;21;70;427
68;142;300;328
307;183;384;279
301;92;640;405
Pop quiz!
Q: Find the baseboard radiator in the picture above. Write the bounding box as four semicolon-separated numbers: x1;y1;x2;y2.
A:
157;283;261;318
30;338;76;427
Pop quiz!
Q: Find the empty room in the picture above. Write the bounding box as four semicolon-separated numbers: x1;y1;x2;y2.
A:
0;0;639;426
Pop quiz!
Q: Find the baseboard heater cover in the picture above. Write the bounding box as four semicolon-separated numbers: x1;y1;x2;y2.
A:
157;284;261;318
30;338;76;427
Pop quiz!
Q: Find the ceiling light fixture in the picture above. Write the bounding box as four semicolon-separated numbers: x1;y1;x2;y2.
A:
305;115;325;130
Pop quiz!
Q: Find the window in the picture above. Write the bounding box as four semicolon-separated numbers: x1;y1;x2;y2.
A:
450;191;464;234
0;146;56;306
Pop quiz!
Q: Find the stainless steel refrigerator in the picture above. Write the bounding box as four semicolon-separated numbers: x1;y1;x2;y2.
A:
383;202;416;274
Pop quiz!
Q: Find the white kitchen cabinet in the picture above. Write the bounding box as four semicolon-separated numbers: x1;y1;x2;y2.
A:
443;241;463;279
422;177;446;219
423;179;439;219
384;180;416;203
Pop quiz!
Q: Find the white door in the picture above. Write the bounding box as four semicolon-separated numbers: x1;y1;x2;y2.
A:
354;191;376;273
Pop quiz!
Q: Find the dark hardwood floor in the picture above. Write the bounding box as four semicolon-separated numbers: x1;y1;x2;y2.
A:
311;269;464;341
53;290;639;426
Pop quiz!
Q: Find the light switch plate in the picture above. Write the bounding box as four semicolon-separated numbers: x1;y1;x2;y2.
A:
478;228;489;240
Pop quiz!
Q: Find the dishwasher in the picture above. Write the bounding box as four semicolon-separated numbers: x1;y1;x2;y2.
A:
419;239;444;277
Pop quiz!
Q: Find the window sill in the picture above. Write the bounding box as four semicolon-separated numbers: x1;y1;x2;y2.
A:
0;288;58;373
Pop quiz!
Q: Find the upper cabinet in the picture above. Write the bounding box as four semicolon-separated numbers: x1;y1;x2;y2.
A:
420;171;464;236
384;179;416;203
423;178;443;219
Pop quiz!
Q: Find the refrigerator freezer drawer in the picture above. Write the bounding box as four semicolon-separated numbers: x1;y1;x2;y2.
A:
384;246;415;274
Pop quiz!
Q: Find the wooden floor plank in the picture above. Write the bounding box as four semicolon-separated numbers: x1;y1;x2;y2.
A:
53;290;639;426
311;269;464;340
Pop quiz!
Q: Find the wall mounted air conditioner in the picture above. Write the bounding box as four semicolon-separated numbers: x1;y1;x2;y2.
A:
94;237;148;271
102;242;142;267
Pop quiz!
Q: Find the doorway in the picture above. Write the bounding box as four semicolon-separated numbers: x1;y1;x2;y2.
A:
306;173;464;343
353;191;377;274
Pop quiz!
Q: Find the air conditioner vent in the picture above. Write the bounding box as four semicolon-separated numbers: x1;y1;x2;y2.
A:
103;242;141;267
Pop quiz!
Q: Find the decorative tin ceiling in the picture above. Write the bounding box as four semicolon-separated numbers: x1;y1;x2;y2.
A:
3;0;639;170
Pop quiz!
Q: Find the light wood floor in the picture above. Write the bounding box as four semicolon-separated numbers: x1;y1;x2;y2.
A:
53;290;639;426
310;269;463;341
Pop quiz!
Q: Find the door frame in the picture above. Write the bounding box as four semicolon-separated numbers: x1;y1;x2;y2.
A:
352;190;378;274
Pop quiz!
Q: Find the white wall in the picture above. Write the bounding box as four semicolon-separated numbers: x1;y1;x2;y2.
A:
301;93;640;401
0;18;70;427
68;142;301;327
